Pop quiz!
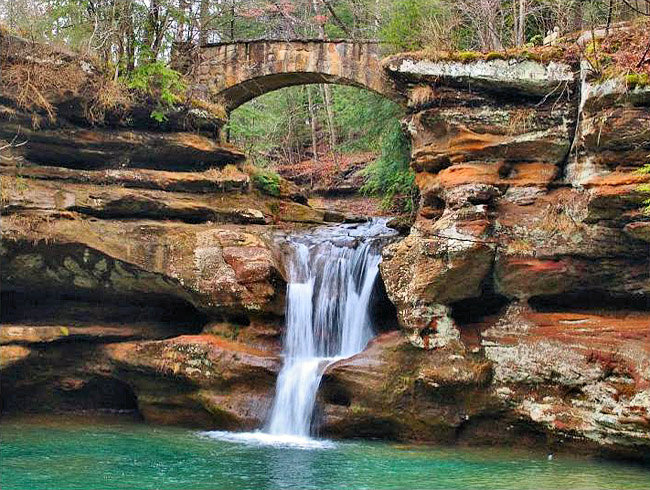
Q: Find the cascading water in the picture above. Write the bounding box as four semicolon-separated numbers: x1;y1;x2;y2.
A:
205;218;395;446
266;218;395;438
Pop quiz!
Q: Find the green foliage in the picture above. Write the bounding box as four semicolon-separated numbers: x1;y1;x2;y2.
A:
228;85;404;158
227;87;311;164
125;61;186;121
361;120;417;213
331;86;404;152
251;169;282;197
379;0;450;52
626;73;650;88
640;164;650;214
228;84;410;208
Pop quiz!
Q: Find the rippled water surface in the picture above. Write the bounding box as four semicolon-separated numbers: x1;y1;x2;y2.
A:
2;416;649;490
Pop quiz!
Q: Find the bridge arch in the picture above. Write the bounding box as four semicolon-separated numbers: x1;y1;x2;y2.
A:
196;40;405;112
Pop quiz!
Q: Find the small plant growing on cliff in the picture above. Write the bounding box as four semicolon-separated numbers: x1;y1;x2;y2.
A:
251;169;281;197
454;51;481;62
125;61;186;122
640;164;650;214
485;52;506;61
626;73;650;88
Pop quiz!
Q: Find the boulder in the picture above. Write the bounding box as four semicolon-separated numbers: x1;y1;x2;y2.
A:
381;211;495;348
105;335;280;429
319;332;497;441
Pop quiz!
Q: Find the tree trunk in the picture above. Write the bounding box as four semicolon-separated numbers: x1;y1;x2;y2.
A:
230;0;236;41
572;0;583;31
199;0;209;45
513;0;518;46
312;0;338;164
517;0;526;46
320;84;338;159
307;86;319;164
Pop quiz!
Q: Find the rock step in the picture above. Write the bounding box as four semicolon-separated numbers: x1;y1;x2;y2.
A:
2;172;327;225
0;323;186;345
0;122;243;171
1;161;250;194
1;178;268;224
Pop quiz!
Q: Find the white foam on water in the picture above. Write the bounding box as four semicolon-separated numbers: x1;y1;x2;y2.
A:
201;430;336;450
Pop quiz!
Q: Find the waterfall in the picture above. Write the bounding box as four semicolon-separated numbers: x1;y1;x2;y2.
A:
265;218;395;438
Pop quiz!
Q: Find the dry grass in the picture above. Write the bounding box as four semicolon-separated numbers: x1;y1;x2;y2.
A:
507;108;536;135
0;39;129;126
188;97;227;121
3;60;69;123
0;173;29;205
0;31;223;127
409;85;437;107
582;18;650;83
204;164;246;180
1;212;55;244
84;78;132;123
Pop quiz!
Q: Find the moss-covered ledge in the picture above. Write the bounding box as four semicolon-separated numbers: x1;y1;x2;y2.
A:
384;55;576;97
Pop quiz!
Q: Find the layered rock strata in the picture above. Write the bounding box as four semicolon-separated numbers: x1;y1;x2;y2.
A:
331;56;650;459
0;33;327;427
2;34;649;461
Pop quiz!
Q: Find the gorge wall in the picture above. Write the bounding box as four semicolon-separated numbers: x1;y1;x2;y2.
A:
0;33;332;429
320;54;650;459
1;32;649;460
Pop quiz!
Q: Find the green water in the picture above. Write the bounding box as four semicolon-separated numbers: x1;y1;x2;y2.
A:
1;416;649;490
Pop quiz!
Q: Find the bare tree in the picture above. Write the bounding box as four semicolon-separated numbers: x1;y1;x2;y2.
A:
456;0;505;50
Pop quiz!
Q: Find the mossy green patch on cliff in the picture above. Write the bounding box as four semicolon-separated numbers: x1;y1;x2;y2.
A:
485;52;506;61
249;168;281;197
626;73;650;89
390;44;576;66
639;164;650;214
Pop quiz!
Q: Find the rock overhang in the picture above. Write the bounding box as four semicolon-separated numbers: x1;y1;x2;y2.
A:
384;55;577;99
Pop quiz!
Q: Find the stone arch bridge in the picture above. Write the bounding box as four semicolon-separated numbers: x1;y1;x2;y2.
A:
195;40;404;112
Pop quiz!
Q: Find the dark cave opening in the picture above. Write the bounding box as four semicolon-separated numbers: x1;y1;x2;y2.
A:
529;290;650;312
1;374;140;415
450;293;511;325
1;290;208;334
369;274;400;333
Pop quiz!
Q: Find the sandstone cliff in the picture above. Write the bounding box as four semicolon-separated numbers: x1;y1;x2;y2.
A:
0;32;328;428
323;52;650;459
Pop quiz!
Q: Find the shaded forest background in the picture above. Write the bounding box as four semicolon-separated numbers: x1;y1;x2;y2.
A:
2;0;649;211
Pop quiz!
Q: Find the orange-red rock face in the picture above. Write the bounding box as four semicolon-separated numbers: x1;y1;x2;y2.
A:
374;59;650;458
